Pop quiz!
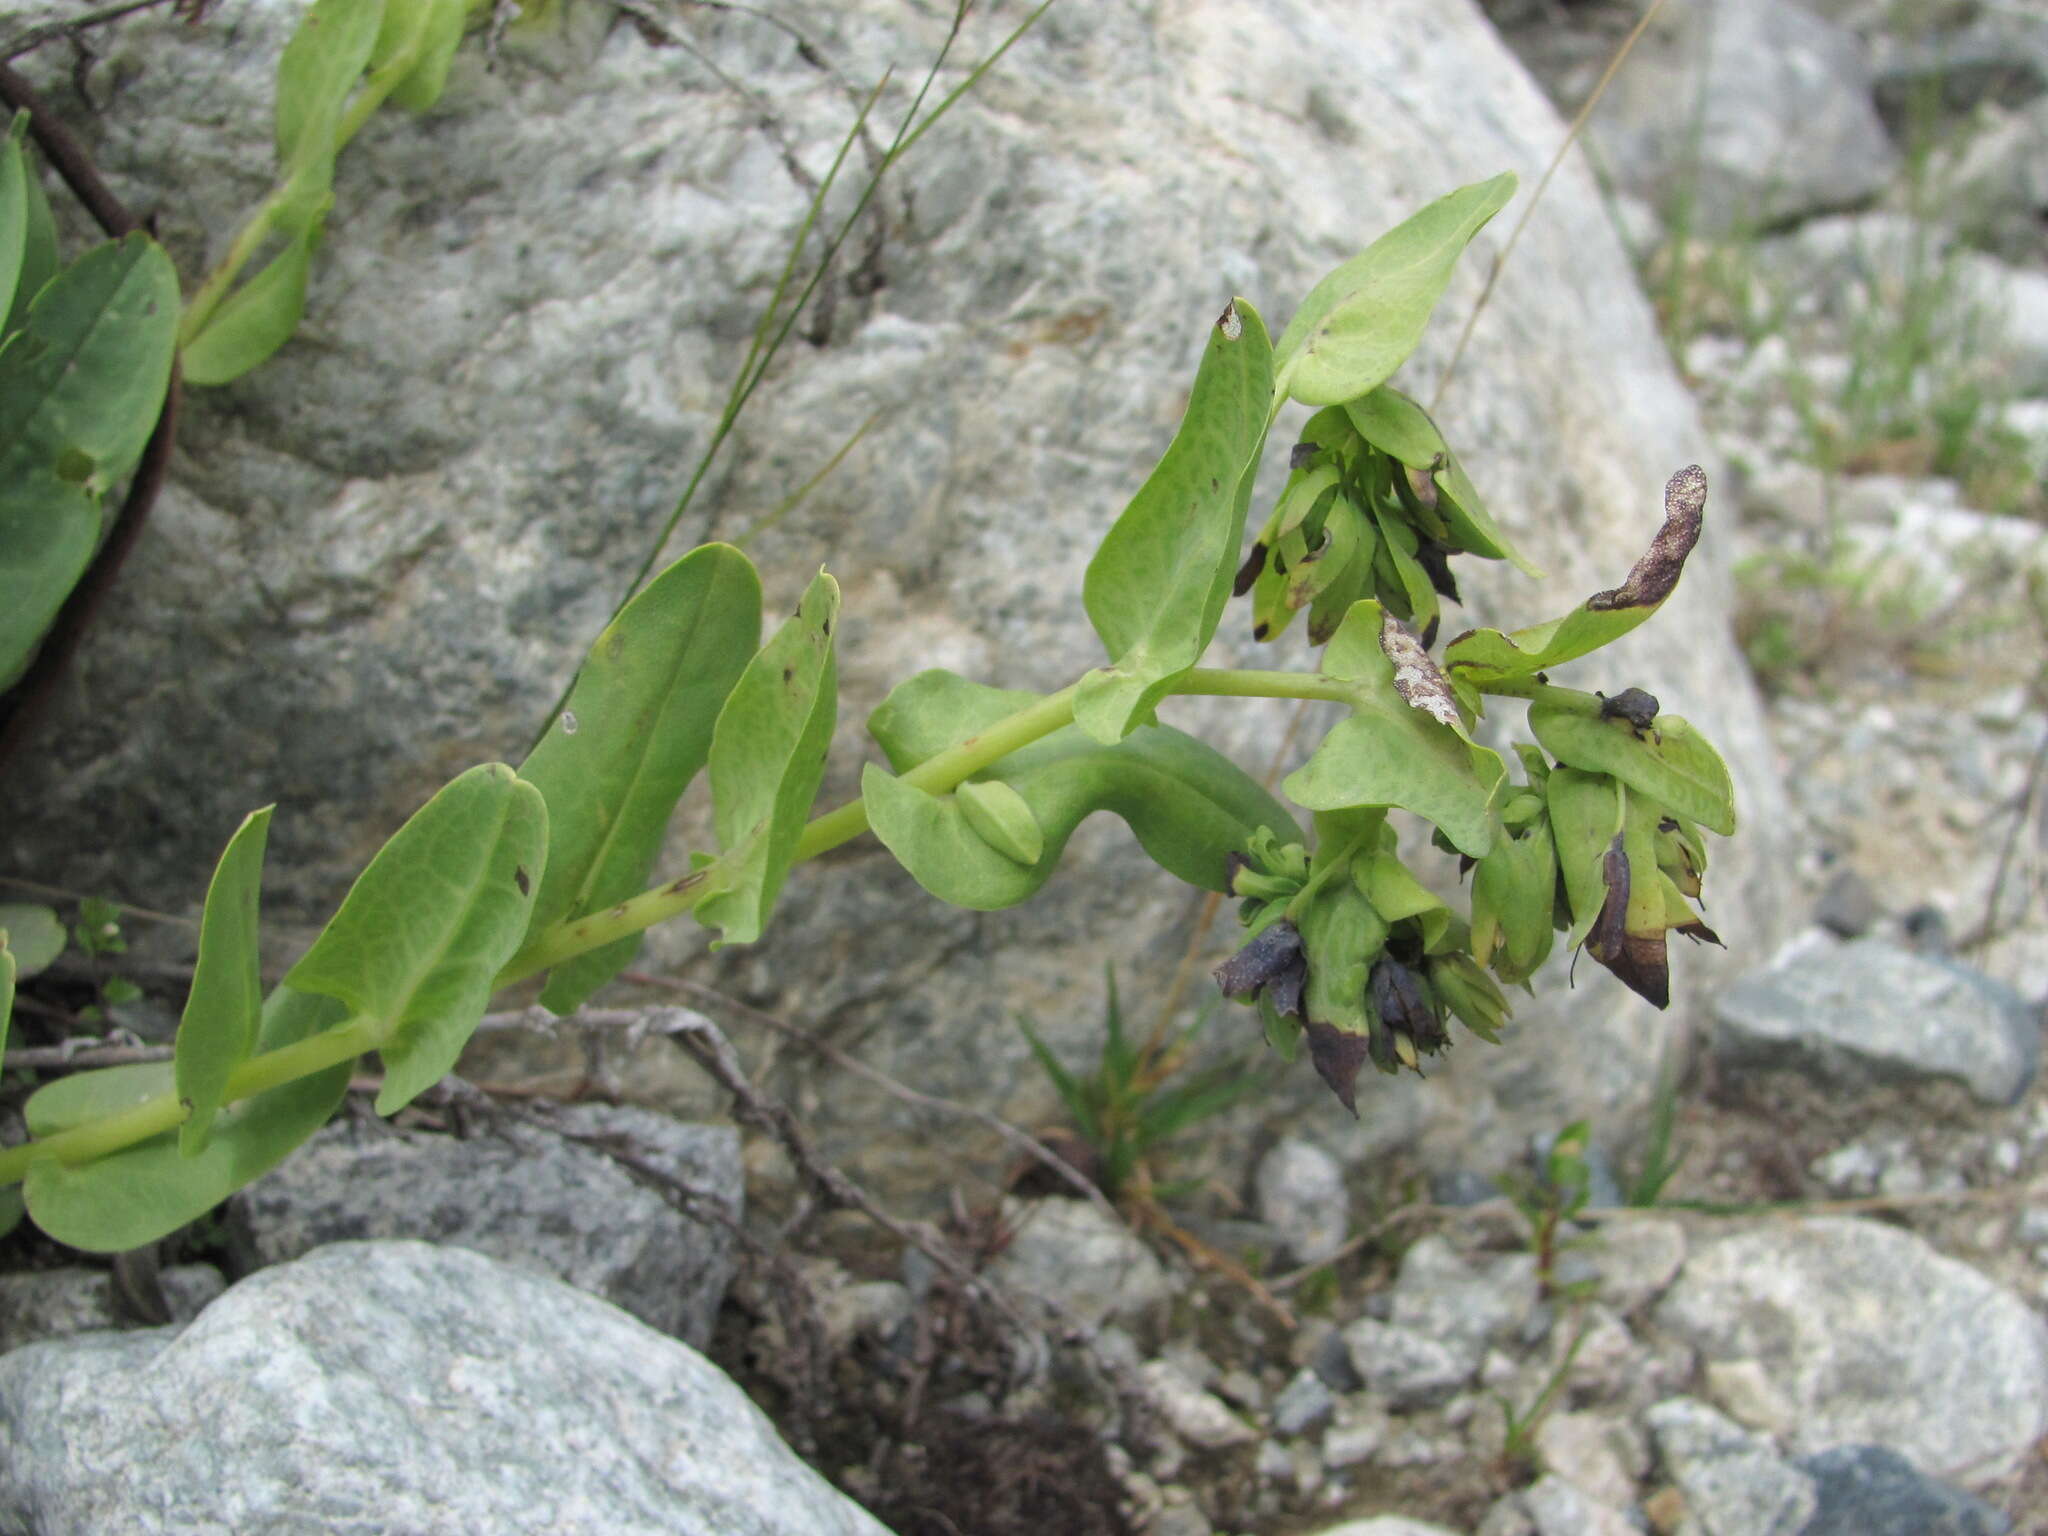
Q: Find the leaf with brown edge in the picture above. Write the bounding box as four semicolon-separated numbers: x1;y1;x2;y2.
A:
1303;1018;1374;1115
1443;466;1711;687
1584;831;1669;1008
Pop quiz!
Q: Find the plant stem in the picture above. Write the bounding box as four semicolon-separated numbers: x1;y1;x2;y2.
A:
2;664;1347;1181
0;1016;378;1184
1175;668;1353;704
503;665;1351;983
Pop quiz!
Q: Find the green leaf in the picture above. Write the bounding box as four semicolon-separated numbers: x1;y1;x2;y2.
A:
0;902;65;977
1528;694;1736;837
1282;601;1505;857
1343;387;1539;576
285;763;546;1113
181;219;325;387
1077;297;1274;743
0;1185;22;1240
25;1060;172;1135
1545;767;1623;949
0;115;28;328
0;945;13;1070
518;543;761;1010
864;670;1297;911
23;986;353;1252
383;0;467;111
3;134;57;340
276;0;386;176
0;232;180;684
1444;466;1709;686
1355;851;1453;952
695;571;839;947
175;806;274;1157
1273;173;1516;407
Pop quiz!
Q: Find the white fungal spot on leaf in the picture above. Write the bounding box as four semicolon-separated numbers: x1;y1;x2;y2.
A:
1379;610;1462;729
560;710;579;736
1218;299;1243;341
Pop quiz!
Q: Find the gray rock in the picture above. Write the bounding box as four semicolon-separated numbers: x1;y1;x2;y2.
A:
1935;98;2048;264
1307;1519;1464;1536
1531;1410;1644;1512
1521;1473;1637;1536
0;1241;887;1535
1653;1217;2048;1477
0;0;1788;1201
0;1264;225;1354
1870;10;2048;128
1340;1317;1472;1409
1765;216;2048;393
1712;936;2040;1107
982;1195;1169;1328
1255;1137;1349;1265
227;1105;741;1345
1271;1367;1337;1438
1501;0;1896;232
1812;867;1881;938
1587;1216;1687;1317
1141;1358;1257;1450
1646;1397;1819;1536
1796;1443;2012;1536
1388;1235;1540;1367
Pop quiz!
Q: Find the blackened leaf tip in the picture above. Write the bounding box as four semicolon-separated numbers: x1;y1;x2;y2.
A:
1303;1019;1371;1116
1587;465;1707;613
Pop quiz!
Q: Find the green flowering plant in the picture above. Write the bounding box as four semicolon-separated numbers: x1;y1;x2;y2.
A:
0;168;1735;1253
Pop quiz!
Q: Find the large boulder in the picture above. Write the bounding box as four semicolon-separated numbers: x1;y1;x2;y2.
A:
3;0;1787;1187
0;1241;889;1535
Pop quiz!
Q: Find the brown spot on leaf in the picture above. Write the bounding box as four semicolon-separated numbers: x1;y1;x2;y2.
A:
1379;610;1463;729
1233;541;1268;597
1290;440;1321;472
513;866;530;897
1303;1019;1373;1115
1585;833;1670;1008
1217;299;1243;340
1588;465;1707;612
1403;461;1440;512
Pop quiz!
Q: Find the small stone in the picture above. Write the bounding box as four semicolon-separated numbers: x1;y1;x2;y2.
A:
1141;1360;1257;1449
1253;1439;1294;1487
1474;1492;1538;1536
1216;1367;1265;1412
1522;1473;1639;1536
1255;1137;1349;1265
985;1196;1171;1328
1532;1411;1642;1511
1591;1217;1687;1316
1812;867;1881;938
1150;1487;1214;1536
1321;1405;1388;1469
1796;1442;2011;1536
1704;1359;1798;1438
1271;1368;1337;1438
1341;1317;1472;1408
1646;1397;1819;1536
